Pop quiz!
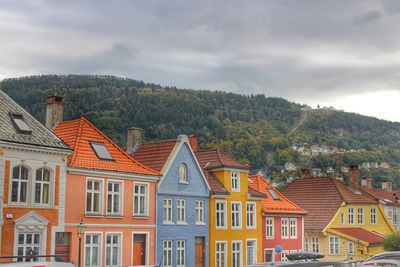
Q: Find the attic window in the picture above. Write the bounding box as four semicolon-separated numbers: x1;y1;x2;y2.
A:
9;113;32;134
90;142;113;161
268;188;280;200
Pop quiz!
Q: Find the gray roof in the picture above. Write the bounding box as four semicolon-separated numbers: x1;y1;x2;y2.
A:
0;90;70;150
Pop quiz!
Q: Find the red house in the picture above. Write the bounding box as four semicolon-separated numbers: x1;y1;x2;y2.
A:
249;175;307;262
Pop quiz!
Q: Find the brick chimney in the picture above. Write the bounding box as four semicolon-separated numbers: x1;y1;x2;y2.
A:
45;96;64;129
126;127;142;154
299;168;311;179
382;181;393;192
348;164;360;191
361;177;373;189
188;135;198;151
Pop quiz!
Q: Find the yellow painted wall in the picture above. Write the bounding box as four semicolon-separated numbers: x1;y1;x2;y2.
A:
209;169;263;267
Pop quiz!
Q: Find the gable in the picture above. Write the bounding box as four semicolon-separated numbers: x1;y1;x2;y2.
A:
14;211;49;230
159;142;209;197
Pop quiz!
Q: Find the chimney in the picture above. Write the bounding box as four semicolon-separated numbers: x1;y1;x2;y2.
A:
126;127;142;154
361;177;373;189
382;181;393;192
188;135;198;151
45;96;64;129
348;164;360;191
299;168;311;179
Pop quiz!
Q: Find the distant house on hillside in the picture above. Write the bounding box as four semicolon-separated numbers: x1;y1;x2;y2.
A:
284;162;296;172
379;162;390;169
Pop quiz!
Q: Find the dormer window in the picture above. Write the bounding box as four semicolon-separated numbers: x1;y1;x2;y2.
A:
9;113;32;134
179;163;188;183
268;188;280;200
90;142;113;161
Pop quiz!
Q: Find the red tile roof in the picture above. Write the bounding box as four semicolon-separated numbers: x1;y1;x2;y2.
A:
248;186;266;198
53;118;160;176
130;139;177;172
283;177;377;232
195;149;249;170
204;171;230;195
249;175;306;215
330;228;384;244
360;186;400;207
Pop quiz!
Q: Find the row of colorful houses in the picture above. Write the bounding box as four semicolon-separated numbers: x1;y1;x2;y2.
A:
0;90;398;267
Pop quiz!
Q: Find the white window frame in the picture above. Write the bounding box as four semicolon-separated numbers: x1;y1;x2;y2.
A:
304;238;309;252
311;237;320;253
163;240;173;267
231;172;240;192
106;180;123;216
246;239;257;265
84;232;102;267
290;218;297;238
329;236;340;255
246;202;256;229
85;178;104;215
341;212;345;225
231;202;242;229
281;250;289;262
10;165;30;205
281;218;289;239
177;199;186;224
371;207;377;224
358;207;364;224
264;248;275;263
232;240;242;267
133;182;149;217
105;232;122;267
163;198;173;224
179;163;188;184
131;232;149;266
348;207;354;225
15;232;43;262
348;241;354;256
195;200;205;225
33;167;53;206
215;241;227;267
265;217;274;239
177;240;186;267
216;201;227;229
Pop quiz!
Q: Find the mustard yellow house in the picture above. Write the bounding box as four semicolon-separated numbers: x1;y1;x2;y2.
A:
283;166;395;261
195;148;265;267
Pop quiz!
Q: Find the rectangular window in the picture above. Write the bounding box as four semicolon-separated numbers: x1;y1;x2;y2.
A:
341;212;345;224
177;240;186;267
371;207;377;224
246;203;256;229
311;237;320;253
163;198;173;223
246;240;257;265
34;168;51;204
231;172;240;192
231;202;242;229
394;208;398;225
388;207;393;220
268;188;280;200
17;233;41;262
177;199;186;224
281;218;289;239
281;251;289;262
358;208;364;224
86;179;103;215
216;241;227;267
266;218;274;239
290;218;297;238
348;207;354;224
134;183;148;216
11;166;28;203
90;142;113;161
216;201;227;228
304;238;309;252
107;181;122;215
232;241;242;267
85;233;101;267
105;233;121;267
348;241;354;256
196;200;205;224
163;240;172;267
329;236;340;255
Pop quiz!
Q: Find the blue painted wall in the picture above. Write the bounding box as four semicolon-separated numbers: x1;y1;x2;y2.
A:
156;142;209;267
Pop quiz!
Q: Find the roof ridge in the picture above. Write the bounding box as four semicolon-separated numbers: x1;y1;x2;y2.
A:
139;138;177;146
330;177;347;202
68;118;85;166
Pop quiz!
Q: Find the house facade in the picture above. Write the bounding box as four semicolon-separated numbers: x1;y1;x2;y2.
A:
0;92;71;262
195;148;264;267
283;165;395;261
131;134;210;267
53;117;160;267
249;175;306;263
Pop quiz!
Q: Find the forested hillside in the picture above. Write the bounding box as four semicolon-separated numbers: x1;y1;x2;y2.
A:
1;75;400;185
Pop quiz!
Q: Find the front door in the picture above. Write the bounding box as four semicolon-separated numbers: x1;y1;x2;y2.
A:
195;237;205;267
55;232;70;262
264;249;274;262
133;234;146;265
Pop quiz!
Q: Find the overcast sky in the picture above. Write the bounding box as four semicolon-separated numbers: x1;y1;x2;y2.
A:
1;0;400;121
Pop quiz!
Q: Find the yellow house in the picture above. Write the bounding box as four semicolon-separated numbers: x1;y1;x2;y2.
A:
195;148;264;267
283;166;395;261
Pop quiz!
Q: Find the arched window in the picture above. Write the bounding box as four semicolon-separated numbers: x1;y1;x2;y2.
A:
35;168;51;204
11;166;28;203
179;164;188;183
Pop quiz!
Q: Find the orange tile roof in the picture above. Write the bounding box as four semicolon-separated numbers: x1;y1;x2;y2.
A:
53;118;160;176
204;171;230;195
195;149;249;170
249;175;306;215
283;177;377;232
330;228;384;244
360;186;400;207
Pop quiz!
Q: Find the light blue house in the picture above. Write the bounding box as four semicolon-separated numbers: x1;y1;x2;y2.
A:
131;134;210;267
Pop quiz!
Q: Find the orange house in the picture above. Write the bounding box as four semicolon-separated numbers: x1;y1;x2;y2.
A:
53;118;160;267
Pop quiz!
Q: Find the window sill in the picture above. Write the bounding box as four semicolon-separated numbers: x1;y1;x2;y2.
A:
195;222;206;226
133;215;150;220
163;222;175;225
85;213;104;218
246;226;257;230
231;227;242;230
106;214;124;218
176;222;188;225
216;227;227;230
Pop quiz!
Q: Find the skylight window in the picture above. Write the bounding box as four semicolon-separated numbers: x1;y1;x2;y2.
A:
9;113;32;134
268;188;280;200
90;142;113;161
